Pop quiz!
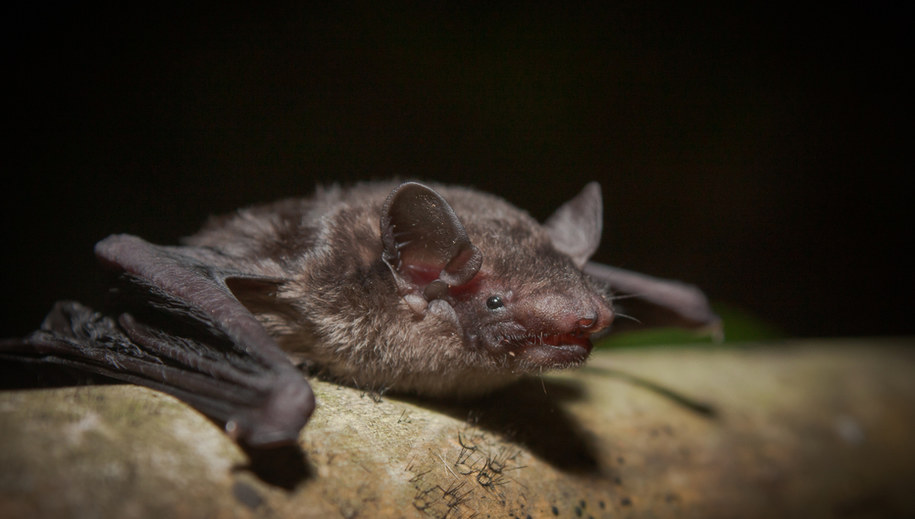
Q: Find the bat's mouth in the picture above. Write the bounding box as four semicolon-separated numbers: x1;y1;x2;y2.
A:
504;332;594;366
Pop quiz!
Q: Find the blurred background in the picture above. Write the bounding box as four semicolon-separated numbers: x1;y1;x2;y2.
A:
3;2;911;340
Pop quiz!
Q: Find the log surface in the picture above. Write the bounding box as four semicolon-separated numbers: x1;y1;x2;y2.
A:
2;338;914;518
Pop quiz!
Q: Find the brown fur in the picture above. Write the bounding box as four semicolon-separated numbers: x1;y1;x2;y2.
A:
184;181;614;397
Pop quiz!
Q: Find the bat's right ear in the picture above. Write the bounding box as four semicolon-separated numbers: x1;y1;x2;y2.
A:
544;182;603;268
380;182;483;304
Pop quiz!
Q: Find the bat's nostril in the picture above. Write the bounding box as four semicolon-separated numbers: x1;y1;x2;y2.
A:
579;303;614;333
577;317;596;330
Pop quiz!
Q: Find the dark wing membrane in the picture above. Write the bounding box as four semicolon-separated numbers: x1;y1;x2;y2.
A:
1;234;313;447
584;262;721;336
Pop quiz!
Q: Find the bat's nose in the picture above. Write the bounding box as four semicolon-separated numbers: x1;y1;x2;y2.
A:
577;301;614;334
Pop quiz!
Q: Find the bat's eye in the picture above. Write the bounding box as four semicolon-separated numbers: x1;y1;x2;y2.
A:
485;295;505;310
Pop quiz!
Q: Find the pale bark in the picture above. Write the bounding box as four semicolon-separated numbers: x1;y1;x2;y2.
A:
2;338;914;518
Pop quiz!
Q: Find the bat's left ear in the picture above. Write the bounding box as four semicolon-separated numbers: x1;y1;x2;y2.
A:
544;182;603;268
380;182;483;304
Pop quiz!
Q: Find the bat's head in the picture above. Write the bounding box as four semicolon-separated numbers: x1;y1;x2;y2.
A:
381;181;613;376
450;254;614;370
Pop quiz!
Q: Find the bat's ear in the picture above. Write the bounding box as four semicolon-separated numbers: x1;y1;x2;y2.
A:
381;182;483;301
544;182;603;268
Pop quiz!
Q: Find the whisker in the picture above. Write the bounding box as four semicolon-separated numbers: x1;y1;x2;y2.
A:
614;311;641;324
609;292;644;302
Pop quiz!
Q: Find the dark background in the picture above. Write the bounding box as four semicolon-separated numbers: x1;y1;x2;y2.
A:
3;2;911;339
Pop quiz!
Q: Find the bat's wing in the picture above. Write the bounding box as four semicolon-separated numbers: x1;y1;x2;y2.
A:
0;234;314;447
584;262;722;336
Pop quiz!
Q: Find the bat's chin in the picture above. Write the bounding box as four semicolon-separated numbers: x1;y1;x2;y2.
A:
506;333;594;367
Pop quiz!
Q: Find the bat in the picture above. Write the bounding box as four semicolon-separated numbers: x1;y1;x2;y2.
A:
1;181;719;447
